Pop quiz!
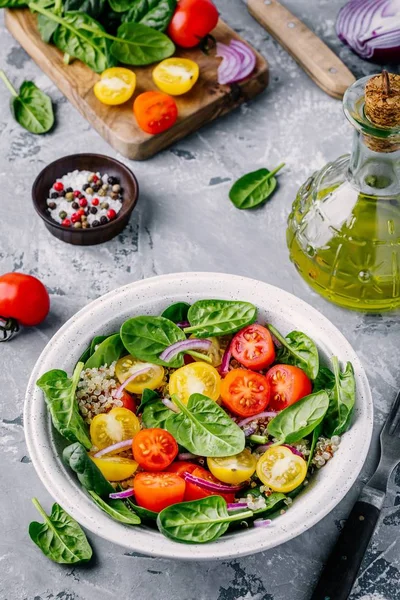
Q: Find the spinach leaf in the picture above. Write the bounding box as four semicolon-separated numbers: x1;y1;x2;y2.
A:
267;324;319;380
32;0;61;43
323;357;356;438
126;497;158;521
108;0;132;10
37;363;91;450
0;0;27;6
121;0;177;31
110;22;175;65
229;163;285;210
90;334;112;355
184;299;257;338
138;388;160;412
267;391;329;444
84;333;124;369
307;422;322;468
0;71;54;134
29;498;92;564
165;394;245;457
120;315;186;368
63;443;114;497
243;489;286;516
64;0;107;18
312;367;334;393
161;301;191;324
89;491;141;525
142;399;171;429
157;496;253;543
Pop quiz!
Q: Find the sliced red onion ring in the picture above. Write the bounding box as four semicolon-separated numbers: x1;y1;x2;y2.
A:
229;40;257;81
216;42;242;85
256;443;272;453
178;452;198;461
254;518;272;528
243;423;258;437
159;339;212;363
109;488;135;499
93;438;133;458
227;502;248;510
176;321;190;329
114;366;152;399
162;398;180;413
183;472;245;493
237;412;277;428
255;443;303;457
219;343;232;376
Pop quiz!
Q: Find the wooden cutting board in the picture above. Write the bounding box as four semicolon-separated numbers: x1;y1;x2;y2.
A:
5;9;269;160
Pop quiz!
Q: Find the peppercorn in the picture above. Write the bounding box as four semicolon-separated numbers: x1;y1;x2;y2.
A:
112;184;121;193
98;189;106;197
92;183;101;192
86;187;94;195
82;183;90;191
100;216;108;225
61;218;71;227
100;201;109;210
59;190;66;197
92;219;100;227
54;182;64;192
110;192;119;200
119;187;124;195
101;183;108;191
50;191;59;199
48;201;57;210
81;215;88;222
66;187;73;193
59;210;67;219
74;221;82;229
107;208;117;220
65;192;74;201
73;190;81;198
82;222;90;229
71;201;79;209
92;197;99;206
88;174;96;183
90;206;98;214
108;176;119;185
79;198;88;207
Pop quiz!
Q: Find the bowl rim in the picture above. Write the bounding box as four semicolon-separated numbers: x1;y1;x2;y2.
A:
24;272;373;560
31;152;139;233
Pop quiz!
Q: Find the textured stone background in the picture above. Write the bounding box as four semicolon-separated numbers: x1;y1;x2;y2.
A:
1;1;400;599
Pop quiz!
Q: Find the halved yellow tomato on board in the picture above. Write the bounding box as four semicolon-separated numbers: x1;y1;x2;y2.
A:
115;355;165;394
152;58;199;95
207;449;257;485
94;67;136;105
169;362;221;405
89;455;138;481
256;445;307;493
90;407;140;450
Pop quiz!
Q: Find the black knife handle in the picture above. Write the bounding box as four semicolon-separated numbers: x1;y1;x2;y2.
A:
311;486;385;600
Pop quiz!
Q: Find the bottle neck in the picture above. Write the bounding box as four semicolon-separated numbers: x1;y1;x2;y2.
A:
348;130;400;196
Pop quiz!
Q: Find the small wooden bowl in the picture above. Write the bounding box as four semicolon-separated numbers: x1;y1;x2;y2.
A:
32;153;139;245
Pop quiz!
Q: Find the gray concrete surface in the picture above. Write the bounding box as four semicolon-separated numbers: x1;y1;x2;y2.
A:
1;1;400;599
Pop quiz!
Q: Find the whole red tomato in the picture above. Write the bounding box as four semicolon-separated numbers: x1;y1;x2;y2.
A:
167;0;219;48
0;273;50;328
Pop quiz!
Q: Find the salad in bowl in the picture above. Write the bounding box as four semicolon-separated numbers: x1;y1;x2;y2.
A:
36;296;357;545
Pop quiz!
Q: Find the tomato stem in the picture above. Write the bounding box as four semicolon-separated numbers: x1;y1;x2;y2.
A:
0;317;19;342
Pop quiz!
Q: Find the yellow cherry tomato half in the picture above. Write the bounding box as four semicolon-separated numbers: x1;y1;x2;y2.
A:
115;355;165;394
94;67;136;105
89;455;138;481
207;449;257;485
90;407;140;450
256;445;307;493
169;362;221;405
152;58;199;96
190;336;222;367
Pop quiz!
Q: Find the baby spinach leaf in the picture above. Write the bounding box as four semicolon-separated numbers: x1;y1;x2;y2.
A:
84;333;125;369
37;363;91;449
110;22;175;65
323;357;356;438
126;497;158;521
229;163;285;210
142;399;171;429
0;71;54;134
138;388;160;412
267;324;319;380
121;0;177;31
89;491;141;525
64;0;107;18
120;315;186;368
161;302;191;324
165;394;245;457
108;0;133;10
307;422;322;468
0;0;27;6
63;443;115;497
312;367;335;393
157;496;253;543
29;498;92;564
184;299;257;338
267;391;329;444
90;334;113;355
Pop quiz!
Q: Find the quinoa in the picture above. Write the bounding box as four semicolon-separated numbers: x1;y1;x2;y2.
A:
311;435;341;469
76;361;124;424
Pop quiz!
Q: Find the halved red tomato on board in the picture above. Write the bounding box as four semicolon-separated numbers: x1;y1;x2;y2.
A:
132;428;178;471
220;369;270;417
266;364;312;411
183;466;235;503
133;472;185;512
133;91;178;135
231;324;275;371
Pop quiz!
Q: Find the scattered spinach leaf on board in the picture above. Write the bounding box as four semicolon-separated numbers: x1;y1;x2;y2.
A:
161;301;191;324
323;357;356;437
84;333;125;369
157;496;253;543
267;391;329;444
267;324;319;380
184;299;257;338
37;362;91;449
110;22;175;65
229;163;285;210
0;70;54;134
307;422;322;468
138;388;160;412
29;498;93;564
89;491;141;525
0;0;27;6
63;442;115;497
165;394;245;457
120;315;186;368
64;0;107;18
142;399;172;429
121;0;177;31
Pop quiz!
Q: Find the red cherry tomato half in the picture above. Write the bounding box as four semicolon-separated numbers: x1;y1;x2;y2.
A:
119;390;137;413
183;466;235;503
133;91;178;135
133;472;185;512
231;324;275;371
0;273;50;327
132;428;178;471
220;368;270;417
167;0;219;48
166;461;198;478
266;364;312;411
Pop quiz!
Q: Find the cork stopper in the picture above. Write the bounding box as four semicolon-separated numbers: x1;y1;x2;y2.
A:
363;71;400;152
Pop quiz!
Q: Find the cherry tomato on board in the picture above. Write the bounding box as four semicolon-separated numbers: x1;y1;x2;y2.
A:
220;368;270;417
256;445;307;493
266;364;312;411
94;67;136;105
152;58;199;95
231;324;275;371
133;472;185;512
166;461;198;478
132;428;178;471
167;0;219;48
183;466;235;503
133;91;178;135
0;273;50;338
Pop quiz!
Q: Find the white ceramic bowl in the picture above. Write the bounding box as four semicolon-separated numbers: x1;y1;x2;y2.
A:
25;273;373;560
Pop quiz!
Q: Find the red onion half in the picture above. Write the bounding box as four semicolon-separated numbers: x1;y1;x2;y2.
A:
336;0;400;62
217;40;257;85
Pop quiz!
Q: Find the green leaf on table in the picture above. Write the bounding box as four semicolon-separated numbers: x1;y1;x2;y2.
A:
111;22;175;65
184;299;257;338
267;324;319;380
229;164;284;210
